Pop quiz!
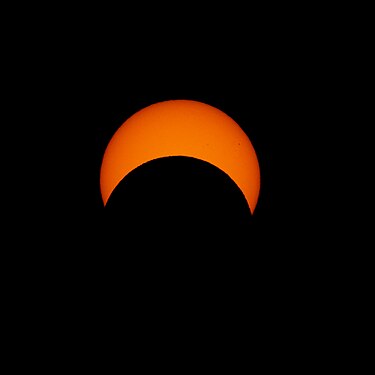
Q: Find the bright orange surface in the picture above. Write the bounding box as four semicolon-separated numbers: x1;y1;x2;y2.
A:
100;100;260;213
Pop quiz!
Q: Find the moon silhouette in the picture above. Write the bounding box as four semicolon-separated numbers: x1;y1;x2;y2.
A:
100;99;260;214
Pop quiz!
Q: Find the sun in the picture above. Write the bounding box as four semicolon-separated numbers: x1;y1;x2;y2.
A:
100;99;260;214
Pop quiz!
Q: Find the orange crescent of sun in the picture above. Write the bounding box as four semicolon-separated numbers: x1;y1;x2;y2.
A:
100;99;261;214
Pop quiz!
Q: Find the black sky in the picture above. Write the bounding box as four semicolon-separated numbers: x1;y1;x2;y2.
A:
9;9;352;363
6;10;365;373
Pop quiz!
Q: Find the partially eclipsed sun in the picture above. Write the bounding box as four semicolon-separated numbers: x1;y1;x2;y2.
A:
100;100;261;214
